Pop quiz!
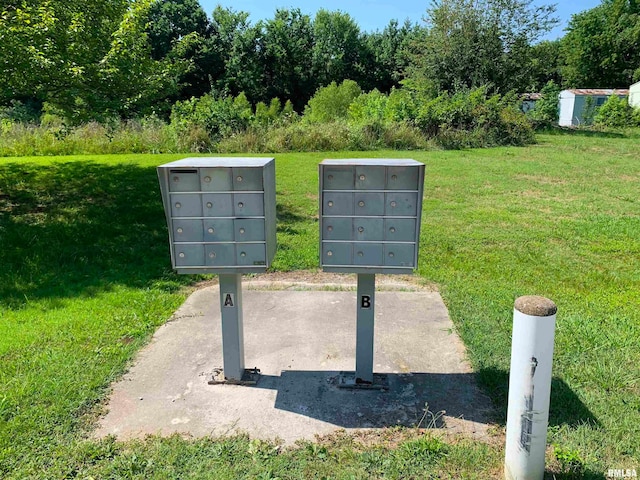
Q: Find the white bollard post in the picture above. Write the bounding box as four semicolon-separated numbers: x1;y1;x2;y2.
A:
505;296;557;480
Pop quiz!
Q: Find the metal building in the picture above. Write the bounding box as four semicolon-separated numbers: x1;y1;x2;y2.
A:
558;89;629;126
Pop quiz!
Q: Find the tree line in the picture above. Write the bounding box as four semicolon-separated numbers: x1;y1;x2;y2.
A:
1;0;639;124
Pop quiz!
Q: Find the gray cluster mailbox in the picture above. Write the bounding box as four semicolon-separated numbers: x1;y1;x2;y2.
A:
319;159;425;387
157;157;276;274
157;157;276;383
319;159;424;273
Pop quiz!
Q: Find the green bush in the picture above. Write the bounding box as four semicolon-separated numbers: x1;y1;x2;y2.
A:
594;95;639;128
304;80;362;123
527;80;561;125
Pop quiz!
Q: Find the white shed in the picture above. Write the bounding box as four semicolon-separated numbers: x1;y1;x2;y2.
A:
558;89;629;126
630;81;640;109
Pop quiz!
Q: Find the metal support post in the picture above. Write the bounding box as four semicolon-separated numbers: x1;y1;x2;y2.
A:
355;273;376;384
218;273;245;381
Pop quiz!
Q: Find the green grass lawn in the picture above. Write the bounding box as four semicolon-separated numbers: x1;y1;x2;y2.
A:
0;132;638;478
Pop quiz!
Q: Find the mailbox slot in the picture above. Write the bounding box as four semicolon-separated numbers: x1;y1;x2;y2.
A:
236;243;266;265
200;167;232;191
203;218;234;242
205;243;235;266
234;219;265;242
322;242;352;265
202;193;233;217
353;218;383;241
171;194;203;217
323;217;352;241
354;192;385;216
233;167;263;191
353;242;383;266
172;219;203;242
323;166;354;190
384;243;415;267
234;193;264;217
169;169;200;192
174;244;205;266
323;192;353;216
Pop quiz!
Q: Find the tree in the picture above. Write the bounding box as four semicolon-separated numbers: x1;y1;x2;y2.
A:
407;0;558;94
528;40;564;91
562;0;640;87
312;10;365;88
261;9;315;111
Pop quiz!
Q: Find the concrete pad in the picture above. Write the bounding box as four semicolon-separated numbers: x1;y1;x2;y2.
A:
95;278;494;444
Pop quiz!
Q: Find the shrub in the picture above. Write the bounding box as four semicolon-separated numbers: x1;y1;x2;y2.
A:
594;95;638;128
304;80;362;123
527;80;561;125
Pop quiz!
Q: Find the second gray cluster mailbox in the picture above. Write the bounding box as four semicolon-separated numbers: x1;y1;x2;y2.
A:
320;159;425;273
157;157;276;274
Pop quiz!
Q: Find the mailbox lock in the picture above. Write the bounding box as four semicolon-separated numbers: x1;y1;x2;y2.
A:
204;176;211;183
390;201;397;208
327;251;333;257
173;176;179;183
389;252;395;258
177;228;183;234
206;202;213;208
359;174;366;181
328;201;334;207
239;228;245;234
240;251;246;257
328;174;334;180
208;227;214;234
389;227;396;233
175;202;182;209
391;174;398;181
357;251;364;257
237;176;243;182
358;226;364;233
238;202;244;208
178;252;185;258
209;252;216;258
358;201;365;207
327;226;333;232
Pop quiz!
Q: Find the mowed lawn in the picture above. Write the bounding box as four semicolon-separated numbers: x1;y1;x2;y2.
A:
0;132;638;478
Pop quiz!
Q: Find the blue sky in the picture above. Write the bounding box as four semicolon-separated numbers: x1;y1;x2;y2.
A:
198;0;602;41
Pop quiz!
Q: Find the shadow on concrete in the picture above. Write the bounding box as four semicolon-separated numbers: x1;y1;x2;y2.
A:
478;367;600;428
250;370;493;430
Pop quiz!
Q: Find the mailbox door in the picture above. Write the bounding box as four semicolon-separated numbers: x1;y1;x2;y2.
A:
234;193;264;217
353;243;383;266
234;219;265;242
174;244;204;266
205;243;235;266
322;242;352;265
171;194;203;217
200;167;232;191
232;167;263;191
203;219;234;242
323;166;354;190
384;243;415;267
355;166;385;190
353;217;384;241
323;192;353;216
169;170;200;192
354;192;385;216
236;243;266;266
385;192;418;216
384;218;417;242
172;219;203;242
386;166;419;190
323;217;352;241
202;193;233;217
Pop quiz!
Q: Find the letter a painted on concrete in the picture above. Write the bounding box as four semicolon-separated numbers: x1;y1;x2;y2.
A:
223;293;235;307
361;295;371;309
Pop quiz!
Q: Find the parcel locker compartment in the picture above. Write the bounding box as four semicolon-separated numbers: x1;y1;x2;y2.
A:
353;243;383;266
353;218;384;241
203;218;234;242
323;165;354;190
233;193;264;217
323;192;353;216
355;165;385;190
384;243;416;267
385;192;418;216
172;219;203;242
322;242;352;265
202;193;233;217
236;243;266;265
234;219;265;242
168;169;200;192
384;218;417;242
232;167;264;191
199;167;232;191
354;192;385;216
174;244;204;266
205;243;235;266
171;194;203;217
386;166;420;190
322;217;352;241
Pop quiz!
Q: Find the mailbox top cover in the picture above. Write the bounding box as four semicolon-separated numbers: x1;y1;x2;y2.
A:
158;157;274;169
320;158;422;167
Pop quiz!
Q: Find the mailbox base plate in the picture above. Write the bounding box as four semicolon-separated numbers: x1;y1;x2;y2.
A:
336;372;389;390
208;367;261;386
